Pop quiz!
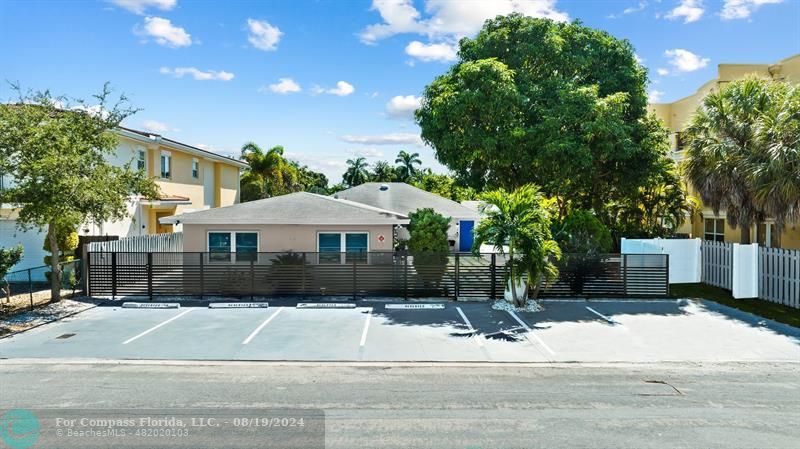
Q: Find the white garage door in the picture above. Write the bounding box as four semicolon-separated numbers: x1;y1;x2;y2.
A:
0;220;48;273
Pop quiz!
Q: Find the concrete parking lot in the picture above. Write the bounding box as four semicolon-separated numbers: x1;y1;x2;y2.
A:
1;298;798;362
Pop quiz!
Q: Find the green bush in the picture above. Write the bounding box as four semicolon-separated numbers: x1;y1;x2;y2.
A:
408;208;450;288
552;210;612;295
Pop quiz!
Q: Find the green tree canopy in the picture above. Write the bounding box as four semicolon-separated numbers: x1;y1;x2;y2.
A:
416;15;666;216
369;160;398;182
685;77;800;241
413;172;476;202
0;84;159;300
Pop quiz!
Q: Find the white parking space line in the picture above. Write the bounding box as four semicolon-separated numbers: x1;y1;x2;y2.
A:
242;308;284;345
586;306;619;325
507;310;555;355
456;306;484;347
122;309;194;345
359;308;373;347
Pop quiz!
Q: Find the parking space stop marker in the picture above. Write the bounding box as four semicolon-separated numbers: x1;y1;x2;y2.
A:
210;302;269;309
296;303;356;309
122;302;180;309
385;304;445;310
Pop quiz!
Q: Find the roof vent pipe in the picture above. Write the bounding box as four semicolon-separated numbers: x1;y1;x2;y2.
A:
379;184;389;191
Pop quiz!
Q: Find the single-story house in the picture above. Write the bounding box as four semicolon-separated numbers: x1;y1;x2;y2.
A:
333;183;480;251
160;192;408;258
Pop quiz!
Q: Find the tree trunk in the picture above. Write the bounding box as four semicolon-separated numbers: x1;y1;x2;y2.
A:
530;273;543;302
3;284;10;303
48;221;62;302
740;225;751;245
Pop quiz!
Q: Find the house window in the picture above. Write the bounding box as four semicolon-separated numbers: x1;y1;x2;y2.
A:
192;159;199;179
137;150;146;171
160;153;171;179
704;218;725;242
208;231;259;262
757;222;780;248
317;232;369;263
675;131;684;151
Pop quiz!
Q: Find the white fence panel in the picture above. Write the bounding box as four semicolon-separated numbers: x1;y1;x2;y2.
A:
759;246;800;309
621;238;701;283
87;232;183;253
701;240;733;290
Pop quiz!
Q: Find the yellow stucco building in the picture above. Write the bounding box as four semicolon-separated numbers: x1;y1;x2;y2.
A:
648;53;800;250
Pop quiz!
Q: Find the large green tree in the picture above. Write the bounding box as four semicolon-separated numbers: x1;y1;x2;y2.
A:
416;15;667;217
369;160;398;182
0;84;159;300
684;77;800;243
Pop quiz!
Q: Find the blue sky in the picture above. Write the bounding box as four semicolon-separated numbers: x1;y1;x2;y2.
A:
2;0;798;184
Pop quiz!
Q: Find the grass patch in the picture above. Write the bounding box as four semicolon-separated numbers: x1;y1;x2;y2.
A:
671;283;800;328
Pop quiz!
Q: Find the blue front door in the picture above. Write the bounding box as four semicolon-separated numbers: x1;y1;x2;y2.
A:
459;220;475;252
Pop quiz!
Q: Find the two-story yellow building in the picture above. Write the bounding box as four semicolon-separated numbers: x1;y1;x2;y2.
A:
648;53;800;250
0;126;247;272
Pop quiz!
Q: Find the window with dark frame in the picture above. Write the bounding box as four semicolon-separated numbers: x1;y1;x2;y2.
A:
703;218;725;242
160;154;171;179
137;150;146;171
192;159;199;179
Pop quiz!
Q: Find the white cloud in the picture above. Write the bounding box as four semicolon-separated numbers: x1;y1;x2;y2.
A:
359;0;568;61
109;0;176;15
341;133;422;146
247;18;282;51
648;89;665;103
160;67;235;81
386;95;421;119
657;67;670;76
261;78;301;94
312;81;355;96
666;0;705;23
608;1;648;19
141;120;177;133
664;49;709;72
346;148;385;158
137;16;191;47
634;53;645;64
405;41;457;62
721;0;783;20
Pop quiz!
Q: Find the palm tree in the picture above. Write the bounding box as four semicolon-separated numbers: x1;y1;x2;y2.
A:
343;157;369;187
370;160;396;182
395;150;422;181
240;143;299;201
473;184;561;307
685;78;800;243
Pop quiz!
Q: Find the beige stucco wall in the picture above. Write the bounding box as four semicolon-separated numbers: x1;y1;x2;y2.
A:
181;224;396;253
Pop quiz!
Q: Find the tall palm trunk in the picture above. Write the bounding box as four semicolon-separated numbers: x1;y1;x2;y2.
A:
740;226;751;244
47;221;62;301
508;245;520;307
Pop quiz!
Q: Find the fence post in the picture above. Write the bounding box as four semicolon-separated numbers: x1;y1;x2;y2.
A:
622;254;628;297
301;253;306;300
111;252;117;300
27;268;33;310
250;256;255;301
352;257;357;301
403;254;408;301
199;253;204;300
454;253;460;300
490;253;496;300
147;252;153;301
85;252;91;297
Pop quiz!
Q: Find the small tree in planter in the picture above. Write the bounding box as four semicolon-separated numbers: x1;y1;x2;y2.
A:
0;246;24;303
407;208;450;291
552;210;612;295
473;185;561;307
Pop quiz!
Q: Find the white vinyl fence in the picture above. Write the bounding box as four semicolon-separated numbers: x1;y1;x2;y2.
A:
87;232;183;253
759;246;800;309
701;240;733;290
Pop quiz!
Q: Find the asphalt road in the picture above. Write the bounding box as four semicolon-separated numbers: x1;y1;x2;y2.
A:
2;361;799;449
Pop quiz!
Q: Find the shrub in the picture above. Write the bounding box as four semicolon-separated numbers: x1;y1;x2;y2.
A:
408;208;450;288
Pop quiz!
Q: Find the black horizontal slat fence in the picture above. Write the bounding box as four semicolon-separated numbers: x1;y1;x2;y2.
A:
87;252;668;300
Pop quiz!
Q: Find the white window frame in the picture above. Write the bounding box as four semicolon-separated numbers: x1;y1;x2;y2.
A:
316;231;369;264
192;158;199;179
704;217;725;242
160;151;172;179
206;230;260;263
757;221;780;248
